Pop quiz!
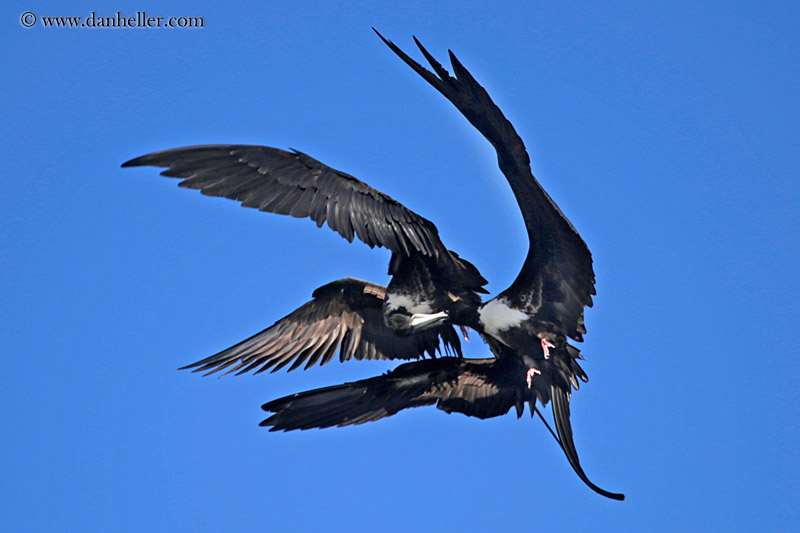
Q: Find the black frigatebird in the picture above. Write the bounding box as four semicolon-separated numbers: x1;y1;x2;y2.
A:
122;31;624;501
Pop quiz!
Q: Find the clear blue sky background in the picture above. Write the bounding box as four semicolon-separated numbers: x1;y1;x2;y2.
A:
3;1;798;531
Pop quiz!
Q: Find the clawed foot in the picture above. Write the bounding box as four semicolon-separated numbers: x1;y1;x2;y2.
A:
541;338;555;359
526;367;541;388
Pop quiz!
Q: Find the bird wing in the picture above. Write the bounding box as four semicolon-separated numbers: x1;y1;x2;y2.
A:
181;278;461;376
260;351;625;500
376;32;595;342
122;145;448;260
260;357;517;430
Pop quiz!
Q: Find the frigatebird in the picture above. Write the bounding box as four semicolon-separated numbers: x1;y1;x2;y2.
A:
122;31;624;500
180;278;464;376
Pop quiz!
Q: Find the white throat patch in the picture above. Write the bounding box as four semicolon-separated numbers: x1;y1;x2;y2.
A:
479;298;528;336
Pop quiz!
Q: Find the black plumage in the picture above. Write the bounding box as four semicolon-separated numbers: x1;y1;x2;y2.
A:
180;278;461;376
122;31;622;500
370;32;620;499
122;146;442;257
376;32;593;342
261;355;621;501
122;145;487;334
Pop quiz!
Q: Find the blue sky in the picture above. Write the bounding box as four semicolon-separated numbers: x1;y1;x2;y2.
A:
3;1;799;531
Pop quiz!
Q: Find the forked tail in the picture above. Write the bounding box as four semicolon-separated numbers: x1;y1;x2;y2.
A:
550;385;625;501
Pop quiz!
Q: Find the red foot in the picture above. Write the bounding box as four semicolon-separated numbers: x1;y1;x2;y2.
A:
526;367;541;388
459;325;471;342
541;338;555;359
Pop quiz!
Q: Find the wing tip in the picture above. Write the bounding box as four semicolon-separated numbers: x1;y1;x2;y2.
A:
121;155;148;168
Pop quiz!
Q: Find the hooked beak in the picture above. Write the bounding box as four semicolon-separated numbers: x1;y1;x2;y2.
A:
408;311;448;331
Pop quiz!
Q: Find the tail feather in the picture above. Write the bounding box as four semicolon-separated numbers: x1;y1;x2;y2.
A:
551;385;625;501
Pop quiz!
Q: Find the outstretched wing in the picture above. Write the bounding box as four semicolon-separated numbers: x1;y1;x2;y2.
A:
260;357;516;430
181;278;461;376
122;145;448;260
260;352;624;500
376;32;595;342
